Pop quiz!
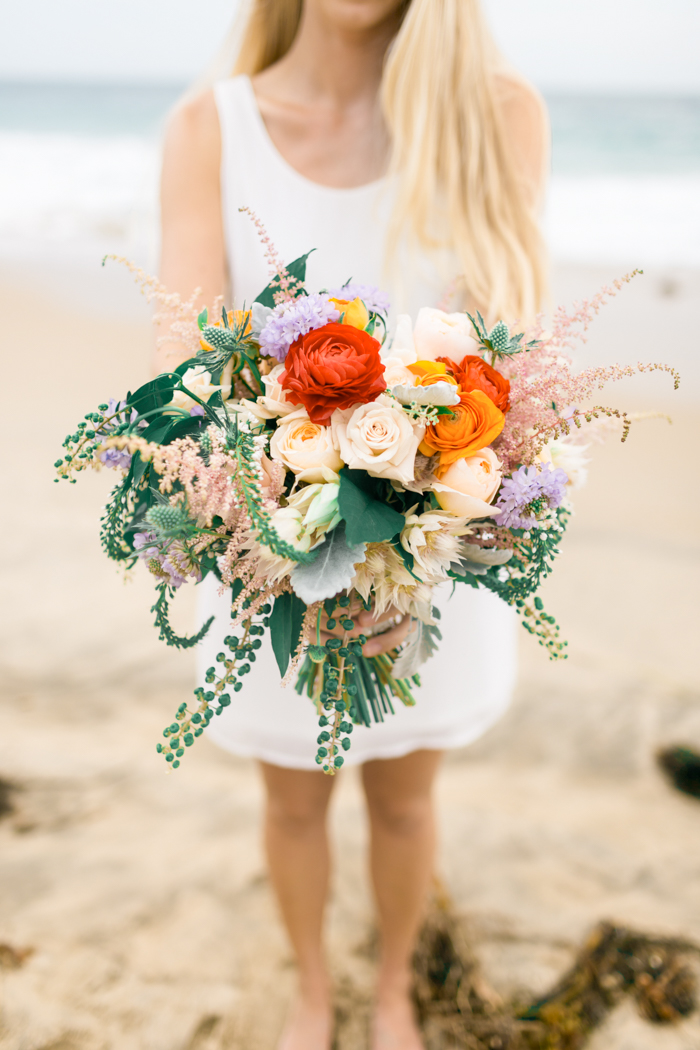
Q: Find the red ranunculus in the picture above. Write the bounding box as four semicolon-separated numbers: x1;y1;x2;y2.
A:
281;323;386;425
438;354;511;413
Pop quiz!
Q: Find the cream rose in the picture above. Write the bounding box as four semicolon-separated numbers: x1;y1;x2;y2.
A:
431;447;502;520
246;363;296;420
331;394;424;486
170;368;222;412
412;307;480;363
269;406;343;483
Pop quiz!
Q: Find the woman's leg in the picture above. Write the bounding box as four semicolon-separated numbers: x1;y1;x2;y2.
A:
361;749;443;1049
259;761;337;1050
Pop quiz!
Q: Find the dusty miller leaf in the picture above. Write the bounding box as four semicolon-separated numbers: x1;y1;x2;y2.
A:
290;526;366;604
391;619;442;679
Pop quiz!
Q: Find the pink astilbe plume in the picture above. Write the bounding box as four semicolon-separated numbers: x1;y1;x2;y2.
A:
495;271;680;470
238;206;303;305
103;255;204;357
155;428;243;528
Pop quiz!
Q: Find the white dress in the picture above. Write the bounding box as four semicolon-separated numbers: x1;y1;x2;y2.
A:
195;75;518;770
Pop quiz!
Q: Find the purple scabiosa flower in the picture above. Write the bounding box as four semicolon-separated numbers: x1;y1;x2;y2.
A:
133;532;195;589
133;531;160;559
494;463;568;530
100;447;133;471
326;283;391;315
258;293;340;362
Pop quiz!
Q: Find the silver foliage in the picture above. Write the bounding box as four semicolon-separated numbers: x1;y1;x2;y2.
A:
251;302;274;338
290;527;367;604
451;543;513;577
392;619;442;679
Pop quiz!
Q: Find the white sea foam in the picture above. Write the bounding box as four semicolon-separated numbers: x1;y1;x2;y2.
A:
1;132;699;271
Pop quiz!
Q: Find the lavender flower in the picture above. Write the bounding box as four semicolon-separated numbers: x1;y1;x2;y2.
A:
133;531;190;589
325;283;391;315
494;463;568;530
99;447;133;471
258;294;340;362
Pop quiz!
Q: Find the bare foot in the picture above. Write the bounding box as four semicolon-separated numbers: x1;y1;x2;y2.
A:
277;994;333;1050
371;989;425;1050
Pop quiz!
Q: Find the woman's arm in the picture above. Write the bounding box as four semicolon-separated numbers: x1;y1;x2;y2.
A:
155;88;227;376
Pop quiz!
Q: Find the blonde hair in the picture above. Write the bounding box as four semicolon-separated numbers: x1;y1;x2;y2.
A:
214;0;548;322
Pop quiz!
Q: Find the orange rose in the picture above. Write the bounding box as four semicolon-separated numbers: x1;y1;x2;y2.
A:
419;389;505;476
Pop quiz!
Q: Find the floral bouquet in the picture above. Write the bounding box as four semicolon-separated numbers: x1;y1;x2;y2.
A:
55;225;678;774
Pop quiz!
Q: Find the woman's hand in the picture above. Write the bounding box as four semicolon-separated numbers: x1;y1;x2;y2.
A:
319;600;412;657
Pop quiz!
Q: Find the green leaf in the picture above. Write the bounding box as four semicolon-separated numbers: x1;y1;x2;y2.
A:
269;592;307;676
338;470;405;547
126;375;178;417
254;251;314;308
197;308;208;330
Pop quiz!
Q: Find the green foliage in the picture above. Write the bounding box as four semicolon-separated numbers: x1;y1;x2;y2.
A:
269;592;307;676
337;470;405;546
254;252;313;308
125;374;179;417
478;506;571;658
151;584;214;649
100;474;138;562
230;422;316;565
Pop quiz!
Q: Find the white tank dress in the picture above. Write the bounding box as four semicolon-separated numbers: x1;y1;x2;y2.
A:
195;75;518;770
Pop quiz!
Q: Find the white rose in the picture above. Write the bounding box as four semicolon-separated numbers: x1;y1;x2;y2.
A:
331;394;424;486
538;437;589;490
382;314;418;365
432;447;502;520
245;363;296;420
269;406;343;483
413;307;479;363
170;368;221;412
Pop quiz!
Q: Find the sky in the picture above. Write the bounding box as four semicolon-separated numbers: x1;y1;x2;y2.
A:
1;0;700;94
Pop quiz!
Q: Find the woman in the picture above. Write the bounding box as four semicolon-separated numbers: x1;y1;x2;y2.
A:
158;1;548;1047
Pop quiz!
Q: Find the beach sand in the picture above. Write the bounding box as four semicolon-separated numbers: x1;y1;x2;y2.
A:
0;263;699;1049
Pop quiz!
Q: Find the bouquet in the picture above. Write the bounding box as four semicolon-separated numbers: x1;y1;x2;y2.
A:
55;223;678;774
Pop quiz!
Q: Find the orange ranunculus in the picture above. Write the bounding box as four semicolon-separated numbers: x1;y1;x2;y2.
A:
419;389;505;476
407;361;459;388
329;296;370;331
437;354;510;413
281;322;386;425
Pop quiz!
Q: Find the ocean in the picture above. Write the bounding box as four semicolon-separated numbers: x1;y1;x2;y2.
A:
1;82;699;306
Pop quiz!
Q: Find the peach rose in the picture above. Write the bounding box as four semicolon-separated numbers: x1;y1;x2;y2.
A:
269;406;343;483
413;308;480;363
383;355;418;390
431;448;502;520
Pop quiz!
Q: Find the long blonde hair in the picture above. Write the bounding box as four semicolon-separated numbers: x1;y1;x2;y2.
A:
213;0;548;322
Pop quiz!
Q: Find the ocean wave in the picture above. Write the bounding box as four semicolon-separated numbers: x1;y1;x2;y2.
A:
1;132;699;268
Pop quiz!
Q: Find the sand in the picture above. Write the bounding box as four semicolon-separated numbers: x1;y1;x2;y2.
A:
0;262;699;1049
